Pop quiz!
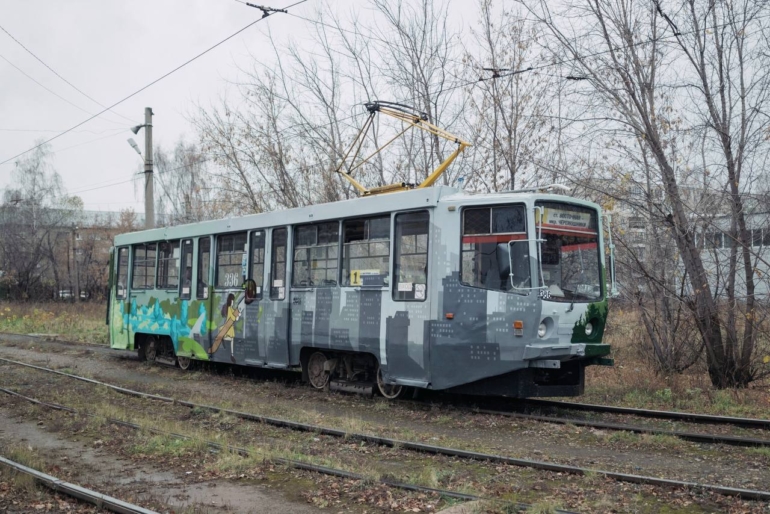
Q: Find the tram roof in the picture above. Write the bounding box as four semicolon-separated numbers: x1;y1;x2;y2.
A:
114;186;599;245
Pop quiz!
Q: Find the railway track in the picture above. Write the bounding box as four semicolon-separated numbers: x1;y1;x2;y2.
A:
520;398;770;430
3;333;770;445
2;356;770;503
0;454;158;514
472;406;770;447
6;332;770;426
0;386;575;514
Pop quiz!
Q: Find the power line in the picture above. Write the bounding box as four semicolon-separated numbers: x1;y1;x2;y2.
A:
0;53;125;125
0;127;125;134
0;23;135;124
0;0;308;169
287;9;770;104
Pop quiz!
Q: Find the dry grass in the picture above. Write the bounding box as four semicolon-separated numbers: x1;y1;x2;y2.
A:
584;307;770;418
0;302;108;344
0;444;46;495
2;299;769;418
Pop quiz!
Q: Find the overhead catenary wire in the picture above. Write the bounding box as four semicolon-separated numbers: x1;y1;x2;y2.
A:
0;0;309;169
0;53;126;126
0;23;135;124
284;9;770;106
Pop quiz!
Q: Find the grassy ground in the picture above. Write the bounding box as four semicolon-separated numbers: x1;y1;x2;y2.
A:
0;302;108;345
584;308;770;418
1;300;769;418
4;365;765;513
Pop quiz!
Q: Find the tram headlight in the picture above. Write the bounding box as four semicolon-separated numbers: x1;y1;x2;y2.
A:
585;322;594;337
538;322;547;338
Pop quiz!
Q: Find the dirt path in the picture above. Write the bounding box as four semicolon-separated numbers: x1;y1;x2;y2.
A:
0;407;321;513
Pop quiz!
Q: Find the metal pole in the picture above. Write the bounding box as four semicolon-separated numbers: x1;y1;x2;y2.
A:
144;107;154;229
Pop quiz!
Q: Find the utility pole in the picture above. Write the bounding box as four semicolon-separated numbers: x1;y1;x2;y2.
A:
143;107;154;229
72;225;80;302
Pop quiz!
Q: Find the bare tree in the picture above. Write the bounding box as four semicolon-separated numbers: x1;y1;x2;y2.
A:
522;0;770;386
462;0;562;191
153;139;229;226
0;143;80;300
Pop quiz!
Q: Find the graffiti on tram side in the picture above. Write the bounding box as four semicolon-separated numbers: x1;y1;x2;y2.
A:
110;288;259;362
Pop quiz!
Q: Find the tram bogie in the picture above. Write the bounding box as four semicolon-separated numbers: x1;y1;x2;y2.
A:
107;186;611;398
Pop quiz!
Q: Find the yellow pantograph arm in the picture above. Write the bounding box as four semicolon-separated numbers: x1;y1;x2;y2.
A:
334;101;471;196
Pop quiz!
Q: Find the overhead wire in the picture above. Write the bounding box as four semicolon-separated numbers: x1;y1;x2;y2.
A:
9;2;765;206
0;53;125;125
0;0;309;168
286;9;770;105
0;23;135;124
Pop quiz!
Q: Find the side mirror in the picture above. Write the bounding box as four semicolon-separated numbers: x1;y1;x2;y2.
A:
507;240;532;290
496;243;511;281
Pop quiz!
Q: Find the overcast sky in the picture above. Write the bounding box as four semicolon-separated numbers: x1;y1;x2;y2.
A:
0;0;326;214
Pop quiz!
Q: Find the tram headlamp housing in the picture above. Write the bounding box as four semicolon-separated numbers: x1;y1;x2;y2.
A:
538;322;547;338
585;322;594;337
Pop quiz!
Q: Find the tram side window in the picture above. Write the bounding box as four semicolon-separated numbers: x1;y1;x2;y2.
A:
131;243;157;290
393;211;429;301
250;230;266;299
343;216;390;287
116;247;128;299
157;241;180;289
180;240;193;300
197;237;211;299
461;205;527;291
216;232;247;288
270;228;287;300
292;222;339;287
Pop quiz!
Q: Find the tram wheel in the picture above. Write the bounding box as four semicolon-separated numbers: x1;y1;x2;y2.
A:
144;336;158;362
177;356;192;370
307;351;330;389
376;366;403;399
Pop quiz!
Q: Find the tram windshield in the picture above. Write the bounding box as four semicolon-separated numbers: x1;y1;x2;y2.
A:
536;202;602;302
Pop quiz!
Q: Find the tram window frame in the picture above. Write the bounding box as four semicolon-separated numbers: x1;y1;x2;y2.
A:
342;216;390;287
156;240;181;290
197;237;211;299
292;222;340;288
131;243;157;290
179;239;194;300
270;228;288;300
393;210;430;302
116;247;129;299
460;205;528;293
216;232;248;289
250;230;266;300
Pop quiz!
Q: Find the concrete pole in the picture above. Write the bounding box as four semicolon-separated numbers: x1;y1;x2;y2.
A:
144;107;154;229
72;226;80;301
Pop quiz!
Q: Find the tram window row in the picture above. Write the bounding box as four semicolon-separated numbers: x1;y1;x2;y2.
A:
113;211;431;302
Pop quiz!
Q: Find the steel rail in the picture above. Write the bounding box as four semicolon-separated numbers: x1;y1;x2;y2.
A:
5;332;770;432
6;332;770;433
0;387;564;513
0;455;158;514
473;408;770;448
2;357;769;502
522;398;770;430
0;332;107;349
2;335;769;442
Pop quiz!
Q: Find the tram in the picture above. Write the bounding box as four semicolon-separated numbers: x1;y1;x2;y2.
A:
107;186;610;398
106;102;611;398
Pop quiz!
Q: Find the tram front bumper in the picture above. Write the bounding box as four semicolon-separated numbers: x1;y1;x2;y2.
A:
524;343;612;367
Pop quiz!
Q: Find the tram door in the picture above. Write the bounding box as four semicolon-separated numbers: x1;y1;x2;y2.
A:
112;246;131;349
196;237;213;351
266;227;291;366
